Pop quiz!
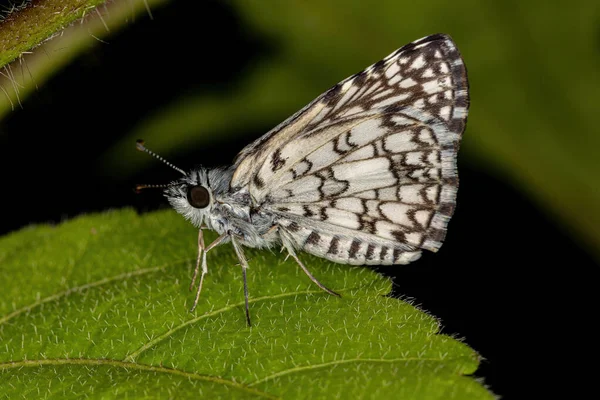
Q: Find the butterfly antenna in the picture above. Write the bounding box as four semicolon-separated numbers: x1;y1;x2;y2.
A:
136;139;186;175
134;183;171;193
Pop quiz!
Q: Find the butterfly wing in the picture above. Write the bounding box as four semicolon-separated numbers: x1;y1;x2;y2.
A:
231;34;469;265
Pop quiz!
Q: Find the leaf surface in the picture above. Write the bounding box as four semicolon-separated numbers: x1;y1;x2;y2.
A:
0;209;492;398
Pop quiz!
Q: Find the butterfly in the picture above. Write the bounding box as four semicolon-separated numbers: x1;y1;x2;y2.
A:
136;33;469;326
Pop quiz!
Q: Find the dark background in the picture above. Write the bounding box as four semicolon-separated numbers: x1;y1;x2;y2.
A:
1;1;597;398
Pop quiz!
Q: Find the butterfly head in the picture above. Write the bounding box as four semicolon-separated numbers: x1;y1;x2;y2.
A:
164;168;215;228
135;140;215;228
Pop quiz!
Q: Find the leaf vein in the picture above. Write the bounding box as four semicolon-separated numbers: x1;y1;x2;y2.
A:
0;260;188;326
249;357;448;386
0;358;279;399
125;289;335;362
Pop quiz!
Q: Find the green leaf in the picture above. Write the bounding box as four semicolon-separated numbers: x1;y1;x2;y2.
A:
0;0;169;120
0;209;493;399
0;0;110;68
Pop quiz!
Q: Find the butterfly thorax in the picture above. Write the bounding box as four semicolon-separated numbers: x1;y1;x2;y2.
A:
165;166;279;249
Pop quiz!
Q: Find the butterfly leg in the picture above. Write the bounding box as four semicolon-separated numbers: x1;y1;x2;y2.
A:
283;241;341;298
189;229;206;291
190;232;229;312
230;234;252;327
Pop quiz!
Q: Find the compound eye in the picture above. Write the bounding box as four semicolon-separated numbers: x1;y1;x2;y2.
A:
187;185;210;209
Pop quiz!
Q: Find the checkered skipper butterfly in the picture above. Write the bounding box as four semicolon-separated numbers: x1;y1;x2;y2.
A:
136;34;469;325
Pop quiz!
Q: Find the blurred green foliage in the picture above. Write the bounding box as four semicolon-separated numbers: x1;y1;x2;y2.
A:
1;0;599;259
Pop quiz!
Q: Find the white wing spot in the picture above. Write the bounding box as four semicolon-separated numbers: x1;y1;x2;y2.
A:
335;197;364;213
405;167;425;181
363;81;382;97
388;74;402;86
366;199;381;217
374;139;385;155
324;208;361;230
385;62;400;78
291;175;321;194
378;187;397;201
399;184;425;203
405;232;423;246
392;116;416;126
422;80;440;94
371;88;394;100
427;151;440;165
304;141;340;173
341;145;375;162
374;221;398;243
410;55;426;70
372;94;411;108
341;80;353;91
332;157;391;180
427;168;441;180
405;151;424;166
380;203;413;226
439;106;451;120
348;118;388;146
322;179;348;197
422;68;434;78
293;160;311;177
358;190;378;200
399;78;417;88
414;210;431;227
426;185;440;202
384;131;418;153
419;128;435;145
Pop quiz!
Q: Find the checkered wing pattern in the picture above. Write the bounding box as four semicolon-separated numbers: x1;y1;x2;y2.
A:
231;34;469;265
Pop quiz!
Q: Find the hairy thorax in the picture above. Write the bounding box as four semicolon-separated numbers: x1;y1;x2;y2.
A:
207;188;279;249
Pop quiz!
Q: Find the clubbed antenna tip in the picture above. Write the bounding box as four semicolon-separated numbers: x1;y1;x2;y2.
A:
135;139;147;152
135;138;186;175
